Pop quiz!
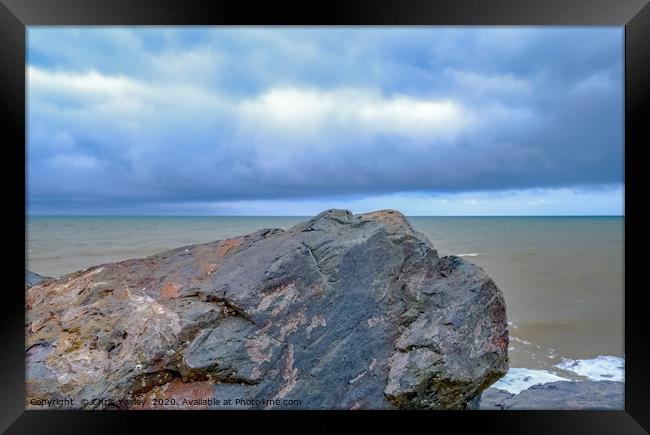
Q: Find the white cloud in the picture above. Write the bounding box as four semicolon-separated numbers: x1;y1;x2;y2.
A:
28;67;135;100
29;68;472;143
27;66;226;114
237;87;472;141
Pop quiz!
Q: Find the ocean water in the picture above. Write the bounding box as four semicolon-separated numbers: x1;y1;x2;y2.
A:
26;215;624;392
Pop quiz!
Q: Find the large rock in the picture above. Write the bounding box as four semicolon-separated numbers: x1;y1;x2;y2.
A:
26;209;509;409
472;381;624;410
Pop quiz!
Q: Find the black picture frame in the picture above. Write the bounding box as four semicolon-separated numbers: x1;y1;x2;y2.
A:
2;0;648;433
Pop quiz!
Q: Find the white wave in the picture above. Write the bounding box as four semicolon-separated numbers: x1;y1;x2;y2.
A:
456;253;478;257
510;336;531;345
555;355;624;382
492;368;569;394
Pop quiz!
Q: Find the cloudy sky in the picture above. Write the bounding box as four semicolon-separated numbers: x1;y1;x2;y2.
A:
27;27;624;215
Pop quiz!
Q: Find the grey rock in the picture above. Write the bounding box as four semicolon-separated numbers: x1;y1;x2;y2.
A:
504;380;624;410
468;387;513;410
473;381;624;410
25;209;509;409
26;270;50;288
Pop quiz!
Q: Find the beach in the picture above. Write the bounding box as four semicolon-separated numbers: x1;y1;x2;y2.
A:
26;215;624;394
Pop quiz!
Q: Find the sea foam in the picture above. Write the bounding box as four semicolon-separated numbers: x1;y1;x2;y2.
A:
492;355;625;394
492;367;569;394
555;355;625;382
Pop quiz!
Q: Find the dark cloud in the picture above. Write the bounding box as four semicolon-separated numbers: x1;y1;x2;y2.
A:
27;27;623;213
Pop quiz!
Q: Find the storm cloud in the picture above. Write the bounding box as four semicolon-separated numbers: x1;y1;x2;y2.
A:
27;27;623;215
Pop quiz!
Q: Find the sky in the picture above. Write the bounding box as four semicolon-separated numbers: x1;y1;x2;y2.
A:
27;27;624;216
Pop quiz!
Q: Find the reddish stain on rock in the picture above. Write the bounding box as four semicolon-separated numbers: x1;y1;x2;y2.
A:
216;238;242;258
491;334;508;351
490;305;505;322
139;378;214;409
202;263;218;276
358;210;409;227
114;287;130;300
161;282;182;299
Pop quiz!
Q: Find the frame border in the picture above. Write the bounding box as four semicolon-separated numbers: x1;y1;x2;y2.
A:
2;0;648;433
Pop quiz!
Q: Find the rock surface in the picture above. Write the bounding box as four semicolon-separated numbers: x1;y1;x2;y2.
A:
472;381;624;410
26;209;509;410
469;385;514;410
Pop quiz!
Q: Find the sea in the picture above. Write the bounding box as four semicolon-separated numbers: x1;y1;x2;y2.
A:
26;215;624;395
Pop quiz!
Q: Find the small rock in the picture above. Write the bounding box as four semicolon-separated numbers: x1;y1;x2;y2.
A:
472;381;624;410
25;270;50;289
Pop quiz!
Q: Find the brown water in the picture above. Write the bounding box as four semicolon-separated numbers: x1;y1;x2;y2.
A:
26;215;624;385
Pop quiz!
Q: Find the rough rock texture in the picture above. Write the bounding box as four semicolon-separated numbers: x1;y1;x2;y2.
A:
472;381;624;410
26;209;509;410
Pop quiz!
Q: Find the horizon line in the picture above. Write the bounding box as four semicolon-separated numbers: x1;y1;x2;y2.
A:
26;213;625;218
